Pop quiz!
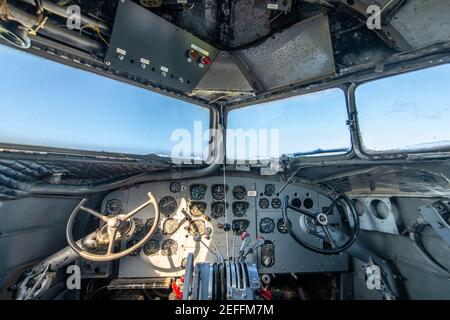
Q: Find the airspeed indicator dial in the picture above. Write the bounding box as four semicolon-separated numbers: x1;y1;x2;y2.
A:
232;185;247;200
143;239;160;256
190;184;207;200
212;184;227;201
159;196;177;216
162;218;179;235
260;217;275;233
232;201;249;217
105;199;122;215
211;201;226;219
161;239;178;256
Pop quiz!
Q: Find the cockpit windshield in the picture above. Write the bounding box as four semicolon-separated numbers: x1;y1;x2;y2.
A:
0;45;210;159
226;88;351;161
355;64;450;154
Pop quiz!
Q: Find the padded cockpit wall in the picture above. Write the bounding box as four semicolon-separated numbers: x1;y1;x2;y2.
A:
350;197;450;300
0;197;82;299
0;158;170;200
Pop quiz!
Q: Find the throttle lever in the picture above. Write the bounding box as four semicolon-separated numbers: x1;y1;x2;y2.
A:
237;231;251;260
241;238;265;261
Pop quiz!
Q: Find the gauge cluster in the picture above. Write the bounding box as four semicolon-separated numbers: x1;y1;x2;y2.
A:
100;177;348;279
255;184;347;273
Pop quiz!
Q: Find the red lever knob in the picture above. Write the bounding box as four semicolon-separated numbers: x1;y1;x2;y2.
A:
200;56;212;66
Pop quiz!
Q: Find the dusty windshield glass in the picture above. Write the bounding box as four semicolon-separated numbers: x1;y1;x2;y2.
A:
0;45;210;159
355;64;450;153
226;88;351;160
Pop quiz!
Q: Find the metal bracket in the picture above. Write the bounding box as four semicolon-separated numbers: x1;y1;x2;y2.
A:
419;201;450;246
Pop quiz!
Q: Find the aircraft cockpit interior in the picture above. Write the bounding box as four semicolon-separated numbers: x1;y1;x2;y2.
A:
0;0;449;303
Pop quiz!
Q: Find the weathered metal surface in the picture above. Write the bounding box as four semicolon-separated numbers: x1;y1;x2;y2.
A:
235;14;336;91
390;0;450;48
229;0;270;48
195;51;254;92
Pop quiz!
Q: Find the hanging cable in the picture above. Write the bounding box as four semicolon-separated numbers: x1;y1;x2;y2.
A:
79;24;109;47
221;104;229;259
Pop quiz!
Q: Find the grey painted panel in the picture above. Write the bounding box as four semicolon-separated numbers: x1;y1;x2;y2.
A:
106;0;219;92
0;197;77;234
0;197;79;292
110;177;348;278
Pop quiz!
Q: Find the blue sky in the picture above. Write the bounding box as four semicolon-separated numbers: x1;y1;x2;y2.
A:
0;44;448;158
227;88;351;158
0;44;209;156
355;64;450;152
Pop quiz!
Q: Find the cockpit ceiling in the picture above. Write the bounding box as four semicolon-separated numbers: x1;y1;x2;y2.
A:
1;0;449;106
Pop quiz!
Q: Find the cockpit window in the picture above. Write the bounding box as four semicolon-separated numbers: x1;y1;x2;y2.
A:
0;45;210;159
226;88;351;160
355;64;450;154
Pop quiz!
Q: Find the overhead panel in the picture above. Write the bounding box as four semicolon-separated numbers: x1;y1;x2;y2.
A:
106;0;219;92
254;0;293;12
235;14;336;91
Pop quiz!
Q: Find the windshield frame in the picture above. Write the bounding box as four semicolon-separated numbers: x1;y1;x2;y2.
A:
0;43;217;164
349;62;450;160
0;104;216;164
224;58;450;164
224;84;356;164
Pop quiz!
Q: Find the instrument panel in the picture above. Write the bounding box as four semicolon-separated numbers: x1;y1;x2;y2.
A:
101;177;348;278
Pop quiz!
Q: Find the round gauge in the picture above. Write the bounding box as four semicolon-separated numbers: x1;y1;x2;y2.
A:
260;217;275;233
291;198;302;208
259;198;270;209
264;184;276;197
212;184;227;201
190;184;207;200
126;239;141;256
188;220;206;236
181;257;188;268
145;218;159;232
232;185;247;200
162;218;179;235
304;198;314;209
277;218;290;234
211;201;226;219
170;182;181;193
232;201;249;217
161;239;178;256
189;202;206;217
105;199;122;215
159;196;177;216
261;241;275;268
232;219;250;235
143;239;160;256
271;198;282;209
132;218;144;235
